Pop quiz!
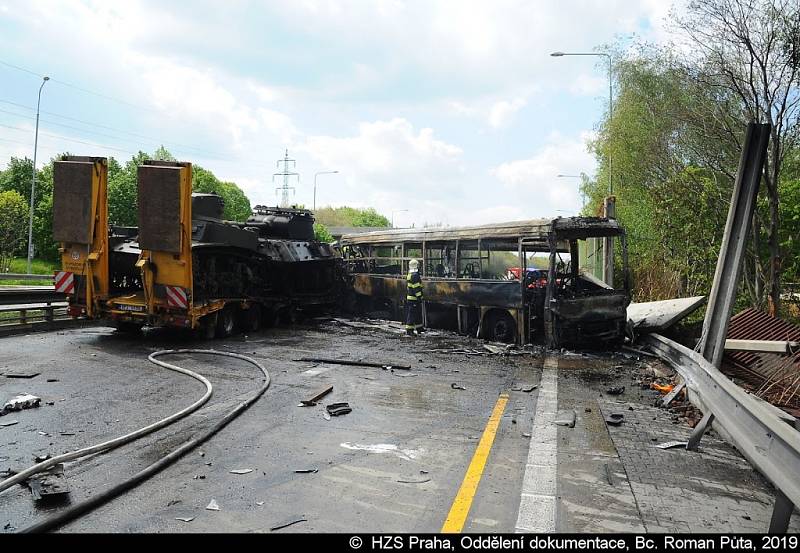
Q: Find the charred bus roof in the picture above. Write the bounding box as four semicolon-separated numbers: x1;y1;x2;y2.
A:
340;216;623;247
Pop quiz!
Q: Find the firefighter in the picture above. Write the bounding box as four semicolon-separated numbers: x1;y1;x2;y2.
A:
405;259;424;336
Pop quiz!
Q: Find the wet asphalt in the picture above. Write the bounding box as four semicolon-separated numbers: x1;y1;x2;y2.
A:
0;321;571;533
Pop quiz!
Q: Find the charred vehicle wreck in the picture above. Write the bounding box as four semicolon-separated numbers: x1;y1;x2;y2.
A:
339;217;630;348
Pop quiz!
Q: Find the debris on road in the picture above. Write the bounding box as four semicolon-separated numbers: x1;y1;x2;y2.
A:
606;386;625;395
46;378;59;383
451;383;466;390
3;393;41;413
397;477;431;484
605;413;625;426
175;517;194;523
296;356;411;371
511;385;537;393
0;420;19;427
229;469;253;475
294;468;318;473
270;515;307;531
655;440;688;450
26;463;69;500
4;372;40;379
326;402;352;416
323;412;331;421
300;385;333;406
205;499;220;511
555;410;576;428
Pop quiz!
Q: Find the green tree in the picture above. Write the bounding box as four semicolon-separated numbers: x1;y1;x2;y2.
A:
191;165;251;221
0;190;29;272
313;223;334;243
313;206;390;228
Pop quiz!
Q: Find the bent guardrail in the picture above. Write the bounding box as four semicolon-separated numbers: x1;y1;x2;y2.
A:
642;333;800;532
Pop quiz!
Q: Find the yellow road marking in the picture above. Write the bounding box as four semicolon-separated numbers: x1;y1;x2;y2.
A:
441;393;509;533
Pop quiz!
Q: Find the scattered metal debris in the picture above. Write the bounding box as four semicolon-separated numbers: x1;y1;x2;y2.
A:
0;420;19;427
26;463;69;500
555;410;576;428
294;468;318;473
300;385;333;407
34;454;51;463
605;413;625;426
451;383;466;390
4;372;40;379
397;478;431;484
604;463;615;486
655;441;688;450
511;385;537;393
3;394;41;414
606;386;625;395
175;517;194;523
205;499;220;511
46;378;59;383
229;469;253;475
295;357;410;371
326;402;352;416
322;411;331;421
392;372;418;377
193;475;206;480
522;432;531;438
256;501;264;506
270;515;307;531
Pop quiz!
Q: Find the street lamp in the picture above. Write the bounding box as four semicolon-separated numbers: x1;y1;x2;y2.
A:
391;209;408;228
557;173;588;207
27;76;49;274
550;51;612;196
313;170;339;211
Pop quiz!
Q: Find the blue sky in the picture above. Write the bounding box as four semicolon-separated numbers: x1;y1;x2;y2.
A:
0;0;674;227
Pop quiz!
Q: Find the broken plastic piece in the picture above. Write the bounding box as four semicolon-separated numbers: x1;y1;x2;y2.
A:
294;468;318;473
655;440;688;450
451;383;466;390
175;517;194;523
555;410;576;428
206;499;220;511
3;394;41;413
270;515;307;531
229;469;253;475
326;402;352;417
605;413;625;426
606;386;625;395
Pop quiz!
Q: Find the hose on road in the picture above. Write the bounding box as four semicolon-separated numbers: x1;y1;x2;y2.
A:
6;349;269;533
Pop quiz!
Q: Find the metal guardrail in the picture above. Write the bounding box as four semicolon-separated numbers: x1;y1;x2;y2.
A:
0;302;69;326
642;333;800;531
0;273;53;282
0;287;65;305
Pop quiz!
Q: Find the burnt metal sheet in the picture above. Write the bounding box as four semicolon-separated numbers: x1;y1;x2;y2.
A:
626;296;706;331
352;274;522;309
137;165;181;253
52;161;93;244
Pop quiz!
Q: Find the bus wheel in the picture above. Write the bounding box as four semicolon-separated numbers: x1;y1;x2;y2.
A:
489;311;516;343
243;304;262;333
216;306;237;338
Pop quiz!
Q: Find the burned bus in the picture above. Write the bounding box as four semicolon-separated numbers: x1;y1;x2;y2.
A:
339;217;631;348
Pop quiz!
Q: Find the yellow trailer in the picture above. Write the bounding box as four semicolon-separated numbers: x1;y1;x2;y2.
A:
52;156;109;319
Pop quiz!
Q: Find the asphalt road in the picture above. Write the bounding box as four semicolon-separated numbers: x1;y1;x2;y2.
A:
0;322;546;533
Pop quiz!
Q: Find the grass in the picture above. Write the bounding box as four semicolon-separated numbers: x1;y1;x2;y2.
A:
1;257;59;285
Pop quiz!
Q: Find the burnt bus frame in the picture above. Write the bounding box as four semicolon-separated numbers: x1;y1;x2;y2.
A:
340;217;630;347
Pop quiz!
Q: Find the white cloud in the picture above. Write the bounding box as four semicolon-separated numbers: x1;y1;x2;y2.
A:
488;97;527;129
569;73;608;97
491;131;596;213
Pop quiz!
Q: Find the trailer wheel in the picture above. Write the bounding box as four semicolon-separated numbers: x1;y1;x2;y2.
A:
200;313;218;340
216;306;237;338
488;310;516;343
242;304;261;333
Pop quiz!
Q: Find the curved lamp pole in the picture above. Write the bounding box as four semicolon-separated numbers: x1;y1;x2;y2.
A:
27;76;49;274
313;170;339;211
557;172;589;208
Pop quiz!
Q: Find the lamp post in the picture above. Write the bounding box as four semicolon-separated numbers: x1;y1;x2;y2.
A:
557;173;588;208
313;170;338;211
552;51;615;285
391;209;408;228
27;76;49;274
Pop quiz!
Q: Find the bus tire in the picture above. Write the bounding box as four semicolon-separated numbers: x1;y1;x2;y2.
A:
488;310;516;343
216;306;237;338
200;313;218;340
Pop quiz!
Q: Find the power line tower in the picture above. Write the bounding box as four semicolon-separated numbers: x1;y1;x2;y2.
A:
272;149;299;208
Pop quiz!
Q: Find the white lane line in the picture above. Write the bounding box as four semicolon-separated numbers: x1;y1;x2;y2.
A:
515;355;558;533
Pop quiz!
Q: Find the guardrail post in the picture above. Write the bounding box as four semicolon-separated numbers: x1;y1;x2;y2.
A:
686;411;715;451
769;490;795;533
44;303;54;322
19;308;27;325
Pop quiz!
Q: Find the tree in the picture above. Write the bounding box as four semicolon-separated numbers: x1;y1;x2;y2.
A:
313;206;391;228
313;223;334;243
673;0;800;314
0;190;29;272
192;165;252;222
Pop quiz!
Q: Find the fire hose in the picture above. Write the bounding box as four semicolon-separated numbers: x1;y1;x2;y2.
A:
0;349;270;533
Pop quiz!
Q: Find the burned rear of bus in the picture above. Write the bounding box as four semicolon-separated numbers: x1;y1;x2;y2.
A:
340;216;630;348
